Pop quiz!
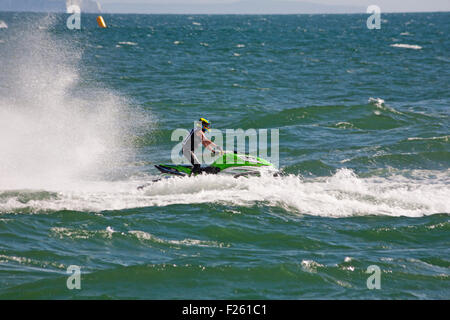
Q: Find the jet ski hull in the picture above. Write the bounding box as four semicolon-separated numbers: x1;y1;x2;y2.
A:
140;151;279;189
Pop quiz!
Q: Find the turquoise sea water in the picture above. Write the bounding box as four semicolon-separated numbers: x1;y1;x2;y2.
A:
0;12;448;299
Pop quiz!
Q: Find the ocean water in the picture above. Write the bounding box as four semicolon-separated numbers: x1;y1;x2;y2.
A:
0;12;448;299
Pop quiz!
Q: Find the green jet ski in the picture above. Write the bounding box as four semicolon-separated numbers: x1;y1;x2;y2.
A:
155;150;277;178
137;151;278;189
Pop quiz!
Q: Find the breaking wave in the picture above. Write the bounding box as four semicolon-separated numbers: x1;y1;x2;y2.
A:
0;169;448;218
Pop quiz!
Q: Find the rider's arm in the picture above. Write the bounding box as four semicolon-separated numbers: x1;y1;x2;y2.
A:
198;131;218;151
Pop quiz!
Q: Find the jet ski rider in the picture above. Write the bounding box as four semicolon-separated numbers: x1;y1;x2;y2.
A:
182;118;223;175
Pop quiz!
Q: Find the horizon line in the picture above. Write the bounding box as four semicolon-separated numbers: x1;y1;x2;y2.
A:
1;10;449;15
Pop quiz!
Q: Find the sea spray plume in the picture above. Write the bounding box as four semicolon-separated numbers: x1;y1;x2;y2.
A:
0;15;150;189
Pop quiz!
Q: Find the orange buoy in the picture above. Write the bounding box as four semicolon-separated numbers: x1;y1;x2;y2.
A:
96;16;107;28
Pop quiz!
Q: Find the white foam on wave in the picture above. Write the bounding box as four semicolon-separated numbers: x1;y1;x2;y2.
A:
368;97;385;108
0;253;65;270
129;230;225;247
118;41;137;46
301;259;323;273
390;43;422;50
50;227;226;247
0;169;448;218
407;135;449;142
368;97;402;114
0;20;7;29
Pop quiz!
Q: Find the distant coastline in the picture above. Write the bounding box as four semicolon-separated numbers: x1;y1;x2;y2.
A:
101;1;364;15
0;0;448;15
0;0;101;13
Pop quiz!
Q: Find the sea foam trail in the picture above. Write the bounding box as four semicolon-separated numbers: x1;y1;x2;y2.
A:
390;43;422;50
0;169;448;218
0;16;150;189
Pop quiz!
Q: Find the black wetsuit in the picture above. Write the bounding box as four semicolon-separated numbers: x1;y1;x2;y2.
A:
182;128;203;174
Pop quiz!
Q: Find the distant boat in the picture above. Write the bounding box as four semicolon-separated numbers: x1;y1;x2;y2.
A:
0;20;8;29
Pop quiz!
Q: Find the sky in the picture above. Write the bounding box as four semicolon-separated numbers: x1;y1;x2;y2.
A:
97;0;450;14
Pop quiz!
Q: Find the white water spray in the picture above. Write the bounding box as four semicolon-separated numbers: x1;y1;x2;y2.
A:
0;16;149;189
